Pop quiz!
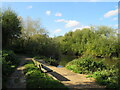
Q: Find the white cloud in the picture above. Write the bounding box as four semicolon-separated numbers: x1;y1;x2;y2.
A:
112;17;118;21
27;5;32;9
46;10;51;15
55;19;80;28
65;20;80;28
55;12;62;17
54;29;62;33
72;26;90;32
55;19;65;22
104;9;118;18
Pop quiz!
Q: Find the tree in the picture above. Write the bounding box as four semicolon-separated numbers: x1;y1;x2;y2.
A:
21;16;48;38
2;8;22;48
59;26;118;58
0;8;2;50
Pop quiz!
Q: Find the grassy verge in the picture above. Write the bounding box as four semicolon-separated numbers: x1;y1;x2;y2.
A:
23;61;68;88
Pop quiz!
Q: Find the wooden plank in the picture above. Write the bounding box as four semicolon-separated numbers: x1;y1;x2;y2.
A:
32;58;53;73
41;64;53;72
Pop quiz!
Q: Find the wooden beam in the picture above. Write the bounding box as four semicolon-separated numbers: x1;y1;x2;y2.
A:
32;58;53;73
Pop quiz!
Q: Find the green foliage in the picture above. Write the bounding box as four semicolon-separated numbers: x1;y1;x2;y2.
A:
59;26;118;58
58;55;76;66
1;7;119;89
43;57;58;66
2;8;22;48
66;55;106;74
66;55;119;88
12;17;60;60
24;62;68;88
2;50;20;88
33;56;59;66
2;50;19;65
91;68;118;88
33;56;45;59
2;50;19;75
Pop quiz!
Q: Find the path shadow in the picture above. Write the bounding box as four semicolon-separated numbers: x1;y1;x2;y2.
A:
48;72;70;81
41;64;53;72
64;82;106;89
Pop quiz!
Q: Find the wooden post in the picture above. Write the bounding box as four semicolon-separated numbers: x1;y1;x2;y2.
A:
39;63;44;73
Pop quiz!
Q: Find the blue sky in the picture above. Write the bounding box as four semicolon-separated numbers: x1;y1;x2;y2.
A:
2;2;118;37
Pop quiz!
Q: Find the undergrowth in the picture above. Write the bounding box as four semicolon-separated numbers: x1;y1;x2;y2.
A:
2;50;20;88
66;55;119;89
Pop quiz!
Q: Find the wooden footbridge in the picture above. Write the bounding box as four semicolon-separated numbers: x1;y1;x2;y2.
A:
32;58;53;73
32;58;106;89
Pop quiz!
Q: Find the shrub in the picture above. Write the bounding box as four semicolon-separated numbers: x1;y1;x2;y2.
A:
92;68;118;88
2;50;20;88
44;57;58;66
66;54;119;88
2;50;19;76
33;56;59;66
33;56;45;59
2;50;19;65
66;55;106;74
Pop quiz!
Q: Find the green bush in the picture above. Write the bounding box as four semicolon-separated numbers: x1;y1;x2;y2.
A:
66;55;119;88
2;50;19;76
33;56;45;59
33;56;59;66
92;68;118;88
66;55;106;74
44;57;58;66
24;62;68;88
2;50;20;88
2;50;19;65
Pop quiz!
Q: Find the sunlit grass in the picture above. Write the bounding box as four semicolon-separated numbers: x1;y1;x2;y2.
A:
24;61;68;88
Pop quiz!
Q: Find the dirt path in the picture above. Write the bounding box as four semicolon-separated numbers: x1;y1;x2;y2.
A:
38;60;106;89
48;67;105;89
6;55;105;89
6;55;32;88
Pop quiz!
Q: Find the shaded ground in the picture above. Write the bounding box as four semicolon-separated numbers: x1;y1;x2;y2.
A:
6;55;32;88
